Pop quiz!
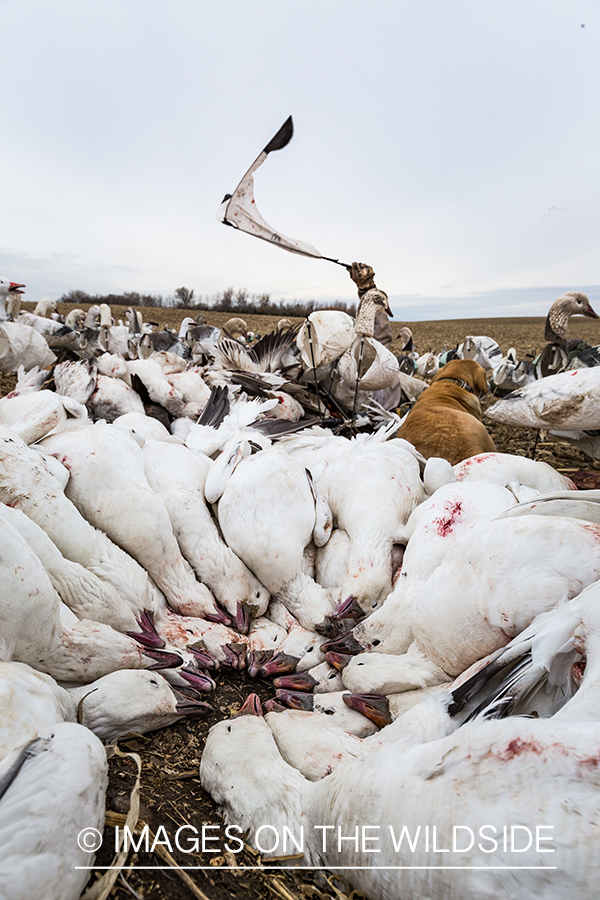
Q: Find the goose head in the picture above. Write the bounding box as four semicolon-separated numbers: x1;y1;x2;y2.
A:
0;278;25;320
354;289;393;338
545;291;599;344
70;669;210;741
200;695;306;845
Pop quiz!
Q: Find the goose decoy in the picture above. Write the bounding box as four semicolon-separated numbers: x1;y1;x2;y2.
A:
0;277;25;321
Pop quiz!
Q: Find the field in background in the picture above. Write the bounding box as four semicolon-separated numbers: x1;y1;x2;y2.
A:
5;304;600;900
22;299;600;359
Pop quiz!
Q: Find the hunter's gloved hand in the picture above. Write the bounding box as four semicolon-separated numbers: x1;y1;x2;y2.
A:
349;262;377;296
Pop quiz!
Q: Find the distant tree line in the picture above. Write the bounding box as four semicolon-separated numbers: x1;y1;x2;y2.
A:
58;286;357;318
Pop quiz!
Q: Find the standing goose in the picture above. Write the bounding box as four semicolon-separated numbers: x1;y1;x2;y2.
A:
0;277;25;320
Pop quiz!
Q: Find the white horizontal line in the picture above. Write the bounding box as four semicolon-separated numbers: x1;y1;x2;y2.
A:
76;865;558;871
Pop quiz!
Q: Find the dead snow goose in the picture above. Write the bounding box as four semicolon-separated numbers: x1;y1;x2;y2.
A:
142;438;269;631
0;423;164;621
0;503;137;632
0;515;178;683
0;662;209;759
0;723;107;900
40;421;227;622
212;447;336;633
454;451;576;491
487;366;600;431
201;698;600;899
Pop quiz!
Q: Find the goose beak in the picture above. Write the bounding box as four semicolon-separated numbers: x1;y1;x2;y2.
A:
586;304;599;319
274;689;314;711
273;672;318;691
247;649;300;678
205;605;232;627
343;692;392;728
127;610;165;649
314;616;343;638
263;699;288;713
320;633;365;655
234;693;263;717
172;689;213;717
9;282;25;293
179;666;216;693
221;642;247;670
143;648;185;670
232;602;251;635
325;650;353;671
187;643;219;669
333;596;365;620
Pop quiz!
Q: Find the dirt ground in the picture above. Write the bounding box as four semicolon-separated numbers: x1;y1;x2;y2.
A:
5;305;600;900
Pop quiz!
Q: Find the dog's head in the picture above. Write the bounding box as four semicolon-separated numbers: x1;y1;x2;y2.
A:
431;359;489;397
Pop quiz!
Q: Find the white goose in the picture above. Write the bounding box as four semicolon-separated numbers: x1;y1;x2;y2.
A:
0;723;107;900
409;514;600;677
454;451;576;492
486;367;600;431
16;312;77;349
349;479;518;656
212;447;336;632
0;388;88;444
316;442;424;617
264;683;450;781
127;357;203;418
40;421;226;622
0;423;164;620
0;515;175;683
342;647;447;696
0;503;137;632
272;689;380;737
142;439;269;631
247;604;326;677
0;277;25;320
0;662;209;759
201;701;600;900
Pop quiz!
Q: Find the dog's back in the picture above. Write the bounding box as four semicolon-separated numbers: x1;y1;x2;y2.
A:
397;360;496;465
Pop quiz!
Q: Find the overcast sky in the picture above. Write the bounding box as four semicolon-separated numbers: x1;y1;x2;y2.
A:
2;0;600;319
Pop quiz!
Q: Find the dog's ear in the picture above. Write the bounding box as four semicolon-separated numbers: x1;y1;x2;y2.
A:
473;365;489;397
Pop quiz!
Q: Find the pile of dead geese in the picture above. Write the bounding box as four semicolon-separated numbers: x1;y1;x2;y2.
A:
2;279;600;900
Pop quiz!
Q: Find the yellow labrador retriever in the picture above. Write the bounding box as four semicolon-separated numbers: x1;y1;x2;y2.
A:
396;359;496;465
